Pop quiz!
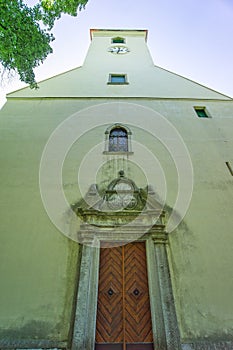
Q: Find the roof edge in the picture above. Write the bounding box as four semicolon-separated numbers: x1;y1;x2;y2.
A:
153;64;232;100
90;28;148;41
6;65;83;97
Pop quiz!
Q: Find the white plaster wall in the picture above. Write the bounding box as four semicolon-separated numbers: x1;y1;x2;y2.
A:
0;97;233;342
8;31;230;100
0;29;233;344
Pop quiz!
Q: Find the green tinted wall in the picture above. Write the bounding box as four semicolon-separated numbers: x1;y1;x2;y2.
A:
0;97;233;343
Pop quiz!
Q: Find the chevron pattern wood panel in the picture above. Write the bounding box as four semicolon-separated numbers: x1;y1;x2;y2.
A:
95;242;154;349
96;245;123;343
124;242;153;343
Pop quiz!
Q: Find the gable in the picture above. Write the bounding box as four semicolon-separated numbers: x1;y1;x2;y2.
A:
7;64;231;100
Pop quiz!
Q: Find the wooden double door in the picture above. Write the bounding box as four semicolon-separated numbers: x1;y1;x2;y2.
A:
95;242;154;350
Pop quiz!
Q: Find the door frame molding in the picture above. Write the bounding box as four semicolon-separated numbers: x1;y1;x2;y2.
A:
71;226;181;350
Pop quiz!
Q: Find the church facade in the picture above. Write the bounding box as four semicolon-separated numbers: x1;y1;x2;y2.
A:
0;29;233;350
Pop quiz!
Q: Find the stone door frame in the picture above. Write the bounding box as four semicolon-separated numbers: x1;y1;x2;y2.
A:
71;227;181;350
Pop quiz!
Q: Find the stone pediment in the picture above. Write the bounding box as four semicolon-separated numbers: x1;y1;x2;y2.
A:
72;171;165;229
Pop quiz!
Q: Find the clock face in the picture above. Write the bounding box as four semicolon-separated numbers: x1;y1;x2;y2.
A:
108;46;130;54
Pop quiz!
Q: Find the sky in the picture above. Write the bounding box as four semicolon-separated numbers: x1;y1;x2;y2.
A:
1;0;233;107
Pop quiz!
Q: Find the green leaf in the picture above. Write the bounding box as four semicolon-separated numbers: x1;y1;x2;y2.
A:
0;0;88;88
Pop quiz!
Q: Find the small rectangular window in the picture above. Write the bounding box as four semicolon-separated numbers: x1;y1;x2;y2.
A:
108;74;128;85
226;162;233;176
194;106;210;118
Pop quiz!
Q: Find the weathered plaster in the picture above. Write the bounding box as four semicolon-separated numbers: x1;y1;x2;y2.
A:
0;29;233;346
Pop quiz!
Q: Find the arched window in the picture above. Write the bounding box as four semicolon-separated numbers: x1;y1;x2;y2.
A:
103;124;133;154
111;36;125;44
109;127;128;152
